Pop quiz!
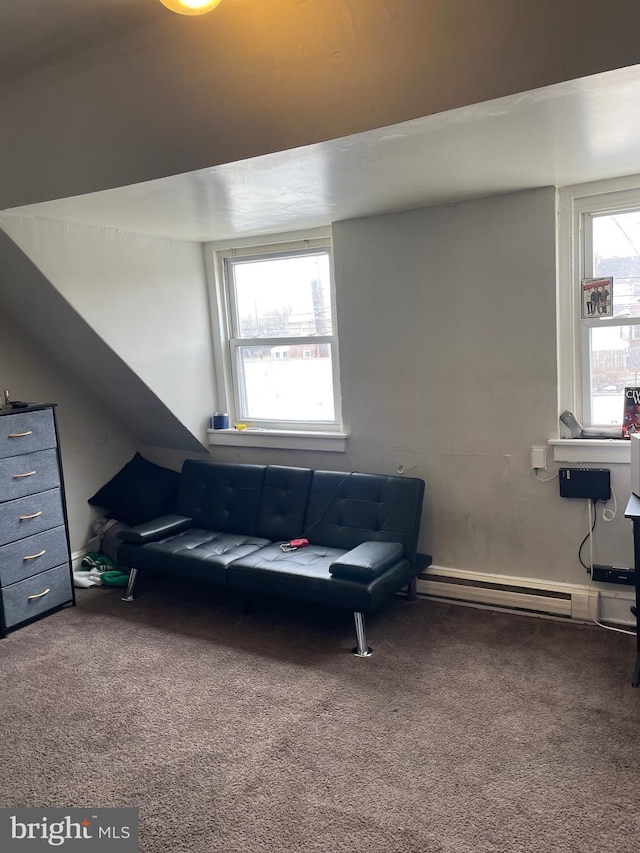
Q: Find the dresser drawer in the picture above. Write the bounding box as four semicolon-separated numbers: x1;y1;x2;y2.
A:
0;489;64;546
0;409;56;459
0;526;69;587
2;564;73;630
0;449;60;502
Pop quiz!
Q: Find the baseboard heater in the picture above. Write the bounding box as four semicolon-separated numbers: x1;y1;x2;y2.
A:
418;570;572;618
416;565;636;627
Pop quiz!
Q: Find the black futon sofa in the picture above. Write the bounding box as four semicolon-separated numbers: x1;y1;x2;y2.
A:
117;460;429;655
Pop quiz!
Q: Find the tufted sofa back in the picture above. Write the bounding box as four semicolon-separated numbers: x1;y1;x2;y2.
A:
174;460;424;555
303;471;424;558
256;465;313;541
176;461;266;535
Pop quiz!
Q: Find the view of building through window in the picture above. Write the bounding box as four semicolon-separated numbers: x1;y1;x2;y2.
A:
225;248;338;425
588;210;640;425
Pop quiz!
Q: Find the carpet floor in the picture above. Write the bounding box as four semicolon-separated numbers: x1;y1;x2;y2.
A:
1;580;639;853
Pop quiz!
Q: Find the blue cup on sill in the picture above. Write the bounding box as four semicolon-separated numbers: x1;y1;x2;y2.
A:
211;413;230;430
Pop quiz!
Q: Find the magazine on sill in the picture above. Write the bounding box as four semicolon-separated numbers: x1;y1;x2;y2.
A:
623;387;640;437
581;276;613;318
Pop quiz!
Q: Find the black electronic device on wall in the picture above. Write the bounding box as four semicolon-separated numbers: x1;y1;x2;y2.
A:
559;468;611;501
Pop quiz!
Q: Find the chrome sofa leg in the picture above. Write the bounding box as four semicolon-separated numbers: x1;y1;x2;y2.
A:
352;611;373;657
407;576;417;600
122;567;139;602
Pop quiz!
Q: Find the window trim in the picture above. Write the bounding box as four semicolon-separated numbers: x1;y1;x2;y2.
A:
205;230;345;439
558;175;640;440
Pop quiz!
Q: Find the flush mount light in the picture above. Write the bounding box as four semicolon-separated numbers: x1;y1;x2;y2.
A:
159;0;222;15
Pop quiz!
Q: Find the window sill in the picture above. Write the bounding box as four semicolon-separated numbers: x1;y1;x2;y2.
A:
549;439;630;464
207;428;349;452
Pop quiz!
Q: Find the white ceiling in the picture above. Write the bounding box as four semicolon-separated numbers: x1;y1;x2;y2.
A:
6;62;640;243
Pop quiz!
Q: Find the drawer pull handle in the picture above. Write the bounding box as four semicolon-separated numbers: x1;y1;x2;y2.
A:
19;511;42;520
8;430;33;438
27;588;50;601
12;470;36;479
24;549;46;561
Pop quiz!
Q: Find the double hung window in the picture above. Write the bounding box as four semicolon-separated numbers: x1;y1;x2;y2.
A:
562;182;640;430
213;238;341;432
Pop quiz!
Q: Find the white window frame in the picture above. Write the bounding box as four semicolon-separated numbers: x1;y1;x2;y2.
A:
205;231;345;447
555;175;640;464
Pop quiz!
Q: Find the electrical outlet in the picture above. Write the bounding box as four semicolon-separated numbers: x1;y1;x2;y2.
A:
531;447;547;470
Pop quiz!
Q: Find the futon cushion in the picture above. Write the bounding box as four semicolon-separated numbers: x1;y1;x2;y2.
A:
303;471;425;556
118;528;271;586
117;514;193;545
256;465;313;541
176;460;266;536
226;542;413;613
329;541;405;581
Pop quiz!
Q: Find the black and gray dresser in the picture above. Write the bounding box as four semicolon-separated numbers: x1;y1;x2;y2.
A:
0;404;74;636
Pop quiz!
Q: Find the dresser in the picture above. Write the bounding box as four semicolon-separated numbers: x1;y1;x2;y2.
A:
0;404;74;636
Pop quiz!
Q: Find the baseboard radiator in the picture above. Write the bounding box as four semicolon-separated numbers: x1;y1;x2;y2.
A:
417;565;636;628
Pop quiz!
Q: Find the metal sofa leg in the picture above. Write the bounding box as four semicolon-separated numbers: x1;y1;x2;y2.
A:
352;611;373;657
407;576;418;600
122;567;139;602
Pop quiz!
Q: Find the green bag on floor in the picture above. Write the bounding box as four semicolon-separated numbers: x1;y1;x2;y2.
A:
100;570;131;588
80;552;130;586
81;552;119;572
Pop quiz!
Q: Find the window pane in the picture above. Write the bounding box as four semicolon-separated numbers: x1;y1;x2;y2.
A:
237;345;335;422
590;324;640;424
592;211;640;318
230;252;333;338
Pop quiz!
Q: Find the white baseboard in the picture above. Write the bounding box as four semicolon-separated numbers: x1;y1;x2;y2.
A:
417;564;636;628
71;550;86;571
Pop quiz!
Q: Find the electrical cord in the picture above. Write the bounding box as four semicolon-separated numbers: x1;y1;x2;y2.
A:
300;472;352;540
578;500;597;571
583;497;636;637
535;466;632;634
588;571;636;636
534;468;558;482
602;483;617;521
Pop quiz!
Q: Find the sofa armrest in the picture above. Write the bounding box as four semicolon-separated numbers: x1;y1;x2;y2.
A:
329;541;405;582
117;514;193;545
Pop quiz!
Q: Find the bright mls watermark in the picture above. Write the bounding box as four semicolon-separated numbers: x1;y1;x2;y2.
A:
0;809;138;851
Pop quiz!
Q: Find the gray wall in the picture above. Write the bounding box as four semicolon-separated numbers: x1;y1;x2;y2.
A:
210;188;634;582
0;309;139;552
2;187;633;581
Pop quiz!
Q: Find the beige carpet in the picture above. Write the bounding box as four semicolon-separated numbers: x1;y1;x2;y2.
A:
2;580;639;853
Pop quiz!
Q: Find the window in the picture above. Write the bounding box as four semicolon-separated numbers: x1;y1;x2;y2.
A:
212;237;342;432
560;179;640;431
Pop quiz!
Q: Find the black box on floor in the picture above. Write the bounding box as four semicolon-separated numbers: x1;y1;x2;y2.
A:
559;468;611;501
591;565;636;585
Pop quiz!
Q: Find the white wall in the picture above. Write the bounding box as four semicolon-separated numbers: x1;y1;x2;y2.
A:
0;216;216;445
0;309;139;552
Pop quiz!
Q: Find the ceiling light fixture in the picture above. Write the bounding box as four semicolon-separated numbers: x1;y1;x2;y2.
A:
159;0;222;15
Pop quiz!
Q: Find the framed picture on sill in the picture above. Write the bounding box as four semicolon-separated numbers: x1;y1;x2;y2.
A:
582;276;613;318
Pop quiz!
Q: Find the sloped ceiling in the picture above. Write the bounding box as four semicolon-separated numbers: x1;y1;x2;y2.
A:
8;65;640;244
0;231;207;453
3;0;640;210
0;0;166;86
